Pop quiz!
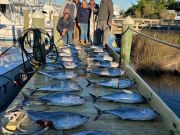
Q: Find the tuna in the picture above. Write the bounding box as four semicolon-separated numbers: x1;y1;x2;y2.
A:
59;51;79;57
70;130;112;135
38;70;77;80
27;110;89;129
87;61;119;68
57;61;79;69
36;81;82;92
86;78;134;88
58;56;81;63
87;68;125;77
89;90;144;104
87;55;113;62
59;47;79;54
44;63;64;70
24;93;86;106
94;106;158;121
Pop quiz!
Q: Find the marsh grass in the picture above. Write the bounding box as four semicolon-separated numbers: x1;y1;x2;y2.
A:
131;30;180;73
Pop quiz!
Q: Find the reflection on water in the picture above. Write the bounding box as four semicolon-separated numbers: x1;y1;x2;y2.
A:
139;73;180;117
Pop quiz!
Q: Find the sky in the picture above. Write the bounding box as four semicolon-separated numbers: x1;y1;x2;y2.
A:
56;0;138;11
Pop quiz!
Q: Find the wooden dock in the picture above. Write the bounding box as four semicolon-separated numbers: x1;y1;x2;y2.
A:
0;45;179;135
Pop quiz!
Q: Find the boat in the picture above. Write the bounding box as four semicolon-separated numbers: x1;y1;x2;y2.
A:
0;0;63;41
0;46;33;111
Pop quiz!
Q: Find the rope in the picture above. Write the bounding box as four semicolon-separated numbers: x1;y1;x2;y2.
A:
127;27;180;49
0;28;58;76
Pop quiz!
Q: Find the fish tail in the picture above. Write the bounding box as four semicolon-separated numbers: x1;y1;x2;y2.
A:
89;93;98;103
86;79;94;87
21;91;30;106
25;88;36;96
93;106;103;121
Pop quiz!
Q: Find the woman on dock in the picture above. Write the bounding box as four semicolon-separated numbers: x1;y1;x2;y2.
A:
77;0;90;46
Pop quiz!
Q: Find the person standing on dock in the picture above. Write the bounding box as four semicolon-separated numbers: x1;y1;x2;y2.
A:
73;0;81;44
64;0;77;21
77;0;91;46
88;0;99;45
96;0;114;47
56;8;74;44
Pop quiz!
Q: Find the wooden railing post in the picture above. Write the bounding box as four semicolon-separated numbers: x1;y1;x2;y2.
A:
32;10;46;63
23;9;29;30
121;16;134;64
53;12;60;47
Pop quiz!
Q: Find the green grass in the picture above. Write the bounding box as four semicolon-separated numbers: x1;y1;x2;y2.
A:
131;30;180;73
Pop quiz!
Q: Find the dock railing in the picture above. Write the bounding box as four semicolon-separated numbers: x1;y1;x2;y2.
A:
108;16;180;135
111;17;180;34
107;43;180;135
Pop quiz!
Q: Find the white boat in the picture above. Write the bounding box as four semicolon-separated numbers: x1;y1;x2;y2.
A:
0;0;63;41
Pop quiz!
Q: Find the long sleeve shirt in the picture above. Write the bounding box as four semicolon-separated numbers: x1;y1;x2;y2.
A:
98;0;114;22
56;16;73;35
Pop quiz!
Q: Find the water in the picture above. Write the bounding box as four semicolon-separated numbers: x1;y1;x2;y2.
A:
139;73;180;117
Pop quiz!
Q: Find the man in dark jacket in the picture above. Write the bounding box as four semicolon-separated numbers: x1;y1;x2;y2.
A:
96;0;114;46
57;8;74;44
73;0;81;44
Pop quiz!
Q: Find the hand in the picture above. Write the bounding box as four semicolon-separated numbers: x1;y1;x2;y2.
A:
63;28;67;32
78;23;80;26
62;31;65;36
108;20;112;26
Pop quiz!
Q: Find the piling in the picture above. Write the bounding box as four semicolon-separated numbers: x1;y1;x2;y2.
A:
23;9;29;30
121;16;134;64
53;12;60;47
32;10;46;63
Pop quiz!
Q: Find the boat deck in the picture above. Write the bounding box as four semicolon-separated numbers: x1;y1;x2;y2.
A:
0;46;172;135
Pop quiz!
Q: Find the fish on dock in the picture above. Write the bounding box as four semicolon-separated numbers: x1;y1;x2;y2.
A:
38;70;77;80
58;56;81;63
58;47;79;54
87;52;109;57
70;130;112;135
87;68;125;77
23;92;86;106
86;78;134;88
89;90;144;104
26;110;89;129
44;63;64;70
57;61;79;69
59;52;75;57
87;55;113;62
94;106;158;121
35;80;83;92
87;61;119;68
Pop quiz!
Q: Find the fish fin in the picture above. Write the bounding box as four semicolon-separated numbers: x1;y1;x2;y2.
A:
93;106;103;121
89;93;98;103
86;79;94;87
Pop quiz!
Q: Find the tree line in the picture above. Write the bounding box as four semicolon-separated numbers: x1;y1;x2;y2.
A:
125;0;180;19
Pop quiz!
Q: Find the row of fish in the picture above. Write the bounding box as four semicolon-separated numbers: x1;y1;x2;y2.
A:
4;44;158;134
84;45;158;122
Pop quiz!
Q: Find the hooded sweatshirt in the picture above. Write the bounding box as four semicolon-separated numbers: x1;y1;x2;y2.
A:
98;0;114;22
